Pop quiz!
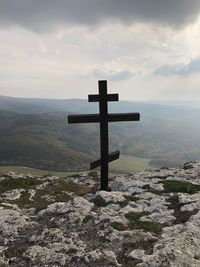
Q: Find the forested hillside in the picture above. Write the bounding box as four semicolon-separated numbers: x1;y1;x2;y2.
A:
0;111;95;171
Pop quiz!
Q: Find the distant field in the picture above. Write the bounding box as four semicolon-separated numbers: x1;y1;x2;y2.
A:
0;166;79;177
0;156;159;177
109;155;159;173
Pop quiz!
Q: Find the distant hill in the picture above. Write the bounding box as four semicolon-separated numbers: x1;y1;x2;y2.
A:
1;95;200;170
2;95;200;118
0;95;99;114
0;110;101;171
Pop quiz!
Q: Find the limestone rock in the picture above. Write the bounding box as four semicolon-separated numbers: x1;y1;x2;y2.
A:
96;190;127;203
2;189;25;201
129;249;145;260
137;212;200;267
0;208;31;238
0;161;200;266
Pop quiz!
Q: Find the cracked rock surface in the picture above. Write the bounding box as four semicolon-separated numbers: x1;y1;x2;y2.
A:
0;161;200;266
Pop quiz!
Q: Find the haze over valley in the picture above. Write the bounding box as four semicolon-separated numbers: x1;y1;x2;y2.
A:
1;95;200;173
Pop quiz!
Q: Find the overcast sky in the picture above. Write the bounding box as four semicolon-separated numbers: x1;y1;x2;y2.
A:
0;0;200;101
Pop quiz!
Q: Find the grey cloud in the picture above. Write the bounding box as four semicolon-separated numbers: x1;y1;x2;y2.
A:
92;69;133;81
154;58;200;76
0;0;200;31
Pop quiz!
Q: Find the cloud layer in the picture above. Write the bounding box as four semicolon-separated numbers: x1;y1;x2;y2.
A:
154;58;200;76
0;2;200;101
1;0;200;31
92;69;133;81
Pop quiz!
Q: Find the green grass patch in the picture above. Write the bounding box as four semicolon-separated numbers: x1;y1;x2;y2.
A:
160;180;200;194
5;180;75;211
91;195;135;208
175;210;198;224
91;195;108;207
0;177;40;193
0;166;83;178
109;155;159;173
113;195;140;208
13;190;49;211
118;200;129;208
167;194;198;224
167;194;182;210
124;211;163;234
131;220;163;234
142;184;163;195
62;179;92;196
123;195;141;202
111;221;127;231
0;178;91;211
124;211;150;221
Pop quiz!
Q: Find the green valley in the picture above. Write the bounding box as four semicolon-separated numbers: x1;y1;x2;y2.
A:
110;155;159;173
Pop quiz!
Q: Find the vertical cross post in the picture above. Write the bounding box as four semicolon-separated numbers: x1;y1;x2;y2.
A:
99;81;109;190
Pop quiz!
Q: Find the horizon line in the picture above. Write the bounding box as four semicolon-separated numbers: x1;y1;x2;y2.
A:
1;94;200;105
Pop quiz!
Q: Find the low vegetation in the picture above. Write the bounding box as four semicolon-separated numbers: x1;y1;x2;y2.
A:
0;176;92;211
111;221;127;231
124;211;151;221
91;195;108;207
61;179;92;196
0;177;41;193
167;194;198;224
161;180;200;194
123;195;141;202
124;211;163;234
91;195;137;208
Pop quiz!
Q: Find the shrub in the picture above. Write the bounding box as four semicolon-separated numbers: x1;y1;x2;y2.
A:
111;221;127;231
160;180;200;194
91;195;107;207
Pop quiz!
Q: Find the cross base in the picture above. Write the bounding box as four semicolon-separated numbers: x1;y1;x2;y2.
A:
100;185;112;192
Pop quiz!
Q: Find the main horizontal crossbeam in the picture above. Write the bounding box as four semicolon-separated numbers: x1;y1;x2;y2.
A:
68;112;140;123
68;114;99;123
108;113;140;122
90;150;120;170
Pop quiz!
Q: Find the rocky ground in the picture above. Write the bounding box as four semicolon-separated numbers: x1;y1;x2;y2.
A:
1;162;200;266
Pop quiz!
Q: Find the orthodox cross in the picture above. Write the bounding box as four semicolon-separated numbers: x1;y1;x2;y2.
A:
68;80;140;191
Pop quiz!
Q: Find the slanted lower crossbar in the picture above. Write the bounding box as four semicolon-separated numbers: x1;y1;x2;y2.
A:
90;151;120;170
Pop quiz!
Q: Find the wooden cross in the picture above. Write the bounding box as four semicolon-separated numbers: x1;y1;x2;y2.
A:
68;80;140;191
